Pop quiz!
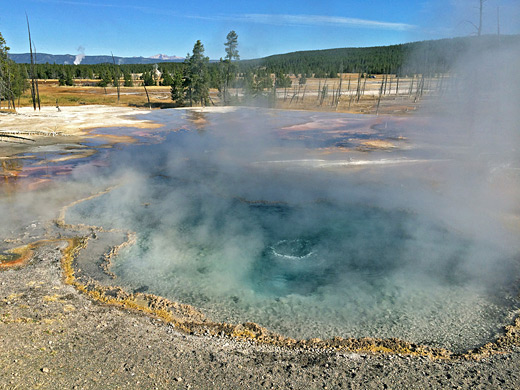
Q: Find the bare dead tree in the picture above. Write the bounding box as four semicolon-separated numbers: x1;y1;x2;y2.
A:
478;0;488;36
289;88;297;104
32;42;41;110
352;73;361;107
111;52;120;103
271;73;277;108
466;0;488;36
408;74;415;97
143;84;151;109
497;5;501;42
330;82;336;107
319;83;328;106
26;13;38;111
355;73;362;103
438;73;447;96
383;68;389;95
360;74;367;100
335;74;343;109
416;73;425;100
375;75;385;115
0;134;36;143
290;84;300;104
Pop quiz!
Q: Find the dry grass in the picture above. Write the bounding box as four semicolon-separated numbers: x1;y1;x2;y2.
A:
273;74;425;114
17;80;174;108
13;75;432;115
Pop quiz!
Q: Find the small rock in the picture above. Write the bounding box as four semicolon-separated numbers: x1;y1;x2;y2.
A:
41;367;50;373
174;377;183;382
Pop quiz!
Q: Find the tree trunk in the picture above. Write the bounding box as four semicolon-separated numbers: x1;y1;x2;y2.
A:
26;14;37;111
143;84;152;108
478;0;484;36
375;76;384;115
111;53;120;103
33;43;41;110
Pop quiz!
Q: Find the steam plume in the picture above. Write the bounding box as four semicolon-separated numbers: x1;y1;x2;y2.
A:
74;45;85;65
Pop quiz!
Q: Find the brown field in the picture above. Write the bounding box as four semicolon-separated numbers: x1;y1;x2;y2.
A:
7;73;437;115
13;80;173;109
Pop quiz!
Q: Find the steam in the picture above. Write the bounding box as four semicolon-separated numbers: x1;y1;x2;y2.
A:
415;39;520;246
1;38;519;352
74;45;85;65
65;45;520;348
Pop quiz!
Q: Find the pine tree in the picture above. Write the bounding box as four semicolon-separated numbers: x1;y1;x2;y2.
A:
161;71;174;87
0;32;28;109
0;32;9;62
65;68;74;86
141;71;155;86
275;72;292;88
97;68;112;87
58;69;67;86
221;30;239;105
123;72;134;87
170;70;184;106
185;40;209;107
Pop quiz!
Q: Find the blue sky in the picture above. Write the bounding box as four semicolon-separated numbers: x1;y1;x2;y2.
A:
1;0;519;59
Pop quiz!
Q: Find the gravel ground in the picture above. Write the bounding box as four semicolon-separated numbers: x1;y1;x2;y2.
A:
1;242;520;390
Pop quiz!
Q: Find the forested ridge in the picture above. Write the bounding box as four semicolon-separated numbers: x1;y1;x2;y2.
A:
16;34;516;94
242;34;518;76
9;34;518;80
1;31;518;110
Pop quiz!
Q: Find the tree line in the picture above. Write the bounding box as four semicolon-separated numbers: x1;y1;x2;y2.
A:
0;32;28;109
2;29;517;109
243;34;515;77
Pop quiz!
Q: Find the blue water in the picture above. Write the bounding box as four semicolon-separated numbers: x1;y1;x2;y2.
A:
67;108;520;352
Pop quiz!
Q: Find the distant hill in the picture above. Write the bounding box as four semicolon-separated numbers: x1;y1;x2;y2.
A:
9;35;519;74
242;34;519;75
8;53;185;65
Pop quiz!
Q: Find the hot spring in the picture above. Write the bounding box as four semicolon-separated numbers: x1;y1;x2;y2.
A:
64;107;520;352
